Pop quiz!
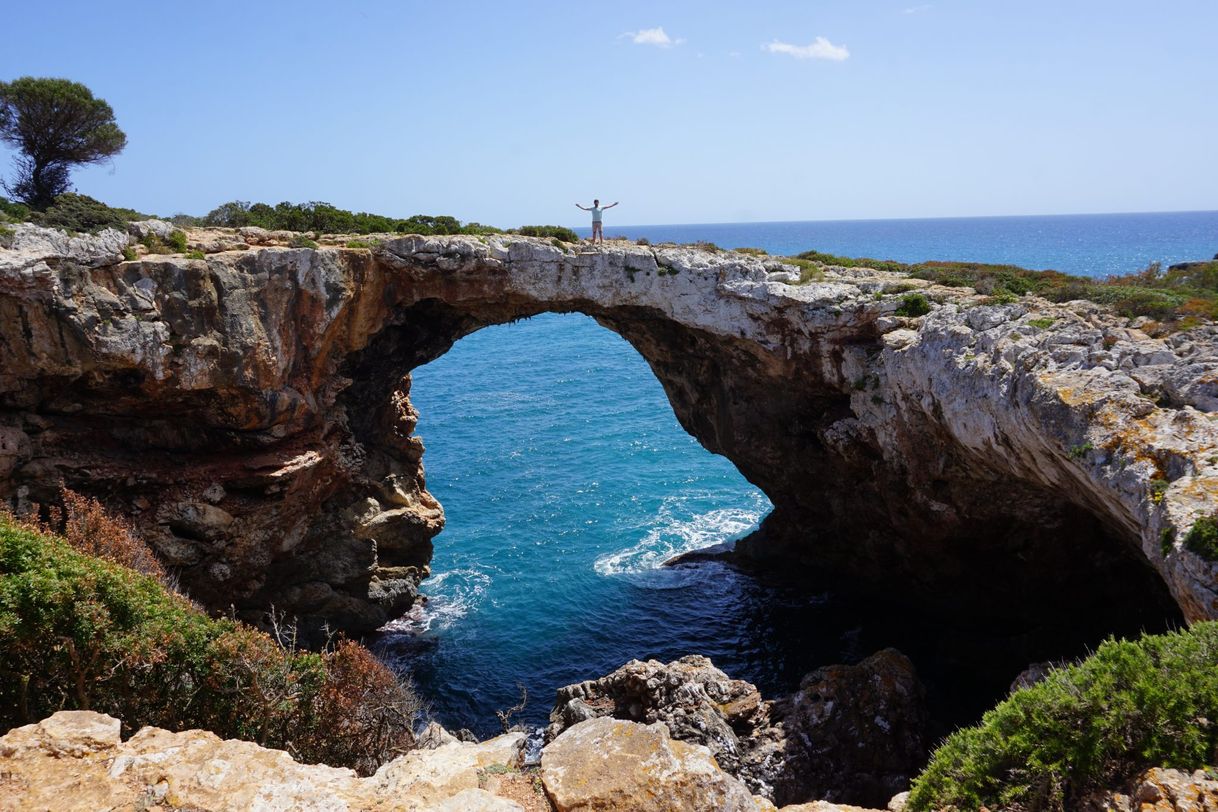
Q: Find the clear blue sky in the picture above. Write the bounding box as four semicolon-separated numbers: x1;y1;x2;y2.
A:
2;0;1215;227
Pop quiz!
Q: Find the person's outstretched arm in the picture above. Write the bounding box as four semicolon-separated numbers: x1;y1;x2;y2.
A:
575;203;590;210
605;202;620;209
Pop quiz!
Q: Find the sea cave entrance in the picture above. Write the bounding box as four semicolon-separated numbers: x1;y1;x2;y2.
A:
358;311;1183;741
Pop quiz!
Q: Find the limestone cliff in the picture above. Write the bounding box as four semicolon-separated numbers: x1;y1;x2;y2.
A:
1;223;1215;636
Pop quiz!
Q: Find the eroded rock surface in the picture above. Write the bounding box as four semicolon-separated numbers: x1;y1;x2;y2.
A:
6;710;878;812
1088;767;1218;812
547;651;926;807
540;716;758;812
0;710;531;811
1;224;1215;636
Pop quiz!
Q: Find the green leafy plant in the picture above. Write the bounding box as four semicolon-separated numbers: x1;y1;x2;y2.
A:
515;225;579;242
31;193;148;233
907;623;1218;811
733;246;768;256
1149;478;1170;504
185;249;205;260
1184;515;1218;561
202;200;503;237
1029;317;1057;329
1069;442;1093;459
122;245;137;261
0;511;425;774
895;293;932;317
166;229;188;252
290;235;319;249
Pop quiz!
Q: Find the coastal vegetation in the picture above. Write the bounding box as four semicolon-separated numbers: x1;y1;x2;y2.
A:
794;250;1218;329
907;622;1218;811
0;77;126;209
516;224;580;242
0;498;424;775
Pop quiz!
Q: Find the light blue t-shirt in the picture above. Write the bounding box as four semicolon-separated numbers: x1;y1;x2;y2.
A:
591;206;603;222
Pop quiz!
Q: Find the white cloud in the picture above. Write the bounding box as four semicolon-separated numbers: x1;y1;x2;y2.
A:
623;27;684;47
762;36;850;61
903;4;932;13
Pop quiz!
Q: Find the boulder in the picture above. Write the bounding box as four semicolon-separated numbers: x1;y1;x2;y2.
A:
546;654;768;782
548;651;928;806
770;649;927;807
540;716;759;812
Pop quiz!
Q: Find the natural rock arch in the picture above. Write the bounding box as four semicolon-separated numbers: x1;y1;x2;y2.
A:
1;226;1214;646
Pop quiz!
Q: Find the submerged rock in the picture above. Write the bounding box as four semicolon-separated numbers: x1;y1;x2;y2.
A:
547;650;927;807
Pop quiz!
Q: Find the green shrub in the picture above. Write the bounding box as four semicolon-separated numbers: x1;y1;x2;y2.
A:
1028;317;1057;329
0;514;423;774
185;250;205;260
795;249;906;274
515;225;580;243
733;247;768;256
0;196;31;223
29;193;149;234
907;622;1218;811
201;200;502;237
166;229;188;253
290;235;319;249
0;224;12;248
895;293;932;317
121;245;137;261
1184;515;1218;561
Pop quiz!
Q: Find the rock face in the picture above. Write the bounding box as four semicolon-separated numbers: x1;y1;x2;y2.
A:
1;224;1215;636
547;651;926;807
769;650;927;806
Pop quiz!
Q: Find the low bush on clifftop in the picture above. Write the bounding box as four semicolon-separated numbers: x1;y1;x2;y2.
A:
793;249;1218;330
907;622;1218;811
0;514;424;774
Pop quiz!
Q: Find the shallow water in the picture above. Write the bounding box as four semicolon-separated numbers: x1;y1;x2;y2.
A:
374;211;1216;736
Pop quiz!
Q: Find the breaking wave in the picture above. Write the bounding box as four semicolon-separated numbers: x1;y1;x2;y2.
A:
594;491;769;576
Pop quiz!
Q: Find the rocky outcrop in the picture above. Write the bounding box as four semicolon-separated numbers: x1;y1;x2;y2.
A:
540;717;758;812
769;650;927;806
1087;768;1218;811
0;709;531;810
3;710;882;812
1;224;1215;637
547;651;926;807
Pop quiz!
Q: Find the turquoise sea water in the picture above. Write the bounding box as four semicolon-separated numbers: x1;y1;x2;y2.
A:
375;211;1217;735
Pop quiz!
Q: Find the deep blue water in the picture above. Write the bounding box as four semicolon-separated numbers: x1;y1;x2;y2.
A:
581;210;1218;277
376;211;1217;735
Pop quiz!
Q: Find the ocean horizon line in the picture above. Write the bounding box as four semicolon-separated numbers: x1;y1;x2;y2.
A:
574;208;1218;233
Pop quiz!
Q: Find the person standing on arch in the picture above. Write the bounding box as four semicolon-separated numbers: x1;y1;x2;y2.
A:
576;199;618;244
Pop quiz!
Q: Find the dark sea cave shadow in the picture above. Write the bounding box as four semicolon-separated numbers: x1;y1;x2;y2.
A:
663;542;1185;751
